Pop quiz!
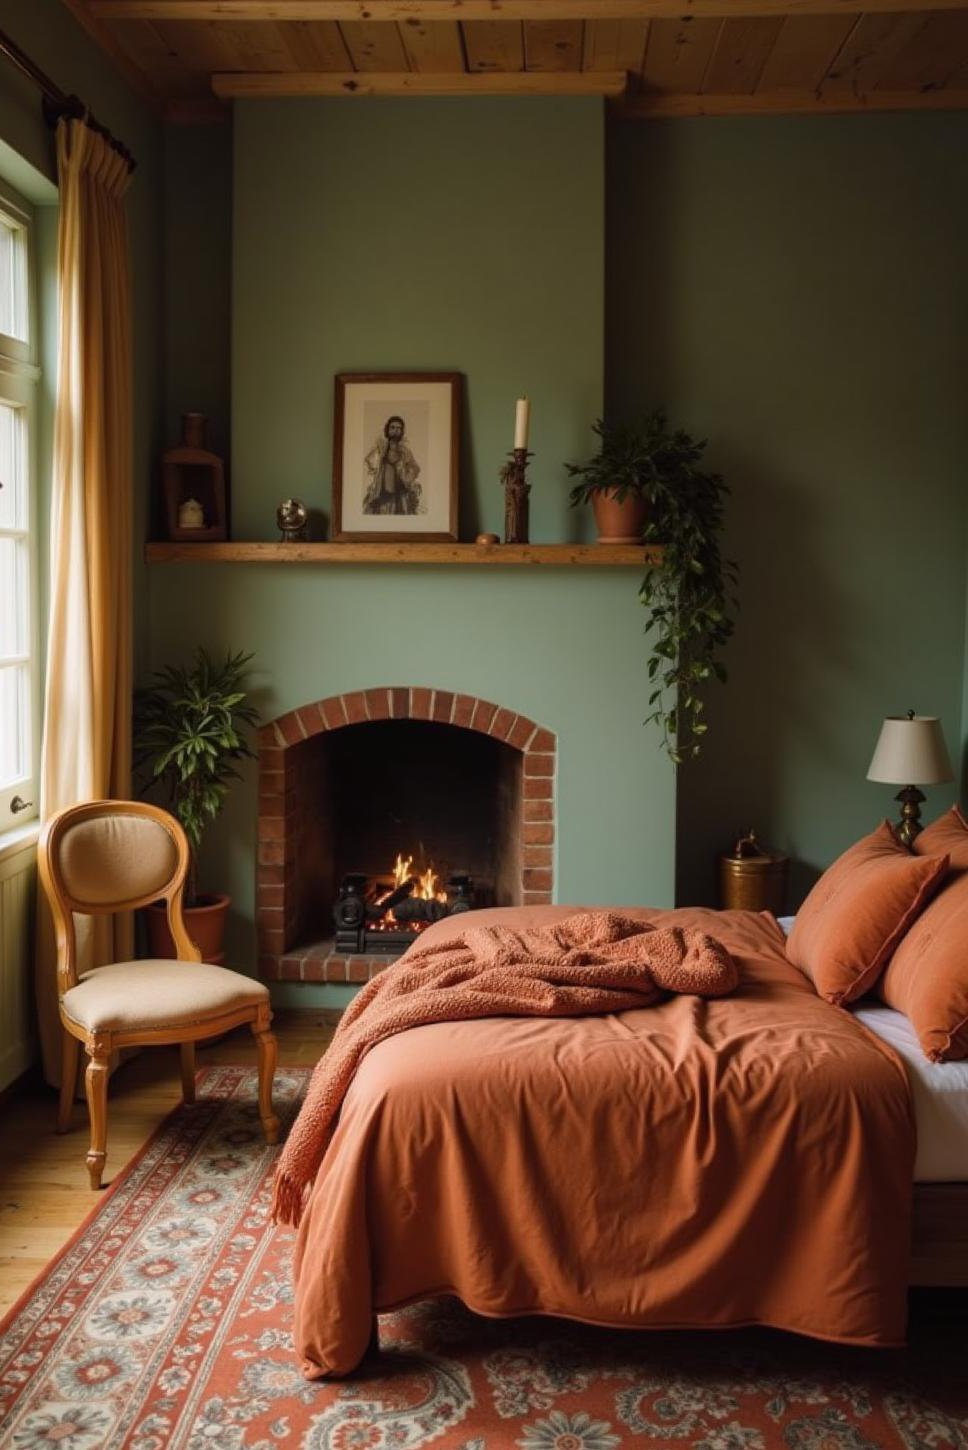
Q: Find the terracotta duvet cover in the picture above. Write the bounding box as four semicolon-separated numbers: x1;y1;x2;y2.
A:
291;906;915;1378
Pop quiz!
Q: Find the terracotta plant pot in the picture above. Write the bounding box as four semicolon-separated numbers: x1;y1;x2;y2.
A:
146;893;230;966
591;488;648;544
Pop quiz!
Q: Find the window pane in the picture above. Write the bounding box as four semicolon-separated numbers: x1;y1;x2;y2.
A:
0;663;27;788
0;217;27;342
0;536;28;657
0;400;25;529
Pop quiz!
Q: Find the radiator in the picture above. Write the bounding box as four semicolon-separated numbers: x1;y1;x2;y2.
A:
0;841;37;1092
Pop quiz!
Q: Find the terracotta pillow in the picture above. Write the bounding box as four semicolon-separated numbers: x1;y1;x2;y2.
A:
880;806;968;1061
786;821;948;1007
912;803;968;868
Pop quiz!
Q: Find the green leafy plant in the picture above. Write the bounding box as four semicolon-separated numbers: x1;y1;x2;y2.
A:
568;411;738;764
567;414;687;506
134;648;259;904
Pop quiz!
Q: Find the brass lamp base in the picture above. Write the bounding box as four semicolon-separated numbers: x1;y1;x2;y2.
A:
894;785;926;848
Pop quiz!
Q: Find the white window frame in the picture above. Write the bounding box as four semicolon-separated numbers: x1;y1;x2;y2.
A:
0;179;40;834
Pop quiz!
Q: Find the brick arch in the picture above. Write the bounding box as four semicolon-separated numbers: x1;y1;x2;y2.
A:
260;686;556;756
257;688;556;984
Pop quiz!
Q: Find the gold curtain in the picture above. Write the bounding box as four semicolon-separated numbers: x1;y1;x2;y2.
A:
36;118;134;1085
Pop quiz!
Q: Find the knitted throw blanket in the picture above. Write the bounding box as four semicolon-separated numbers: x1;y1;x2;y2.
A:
271;910;739;1227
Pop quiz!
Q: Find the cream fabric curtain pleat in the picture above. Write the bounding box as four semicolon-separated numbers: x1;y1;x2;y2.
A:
35;118;134;1085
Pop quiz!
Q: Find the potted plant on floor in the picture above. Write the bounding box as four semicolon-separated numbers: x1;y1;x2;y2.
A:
568;410;738;763
134;647;259;963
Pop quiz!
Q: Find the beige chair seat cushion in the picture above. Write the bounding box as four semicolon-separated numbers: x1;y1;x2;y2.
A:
62;960;269;1035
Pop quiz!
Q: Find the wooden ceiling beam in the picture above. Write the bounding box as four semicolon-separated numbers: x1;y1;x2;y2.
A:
212;66;628;91
616;85;968;115
89;0;968;21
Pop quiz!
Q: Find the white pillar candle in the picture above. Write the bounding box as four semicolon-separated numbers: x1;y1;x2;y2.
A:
514;397;530;451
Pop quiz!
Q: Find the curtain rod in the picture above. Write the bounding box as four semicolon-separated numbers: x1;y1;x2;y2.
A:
0;26;137;173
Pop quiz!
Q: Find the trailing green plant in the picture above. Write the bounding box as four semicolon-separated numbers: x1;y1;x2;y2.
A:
568;411;738;764
133;648;259;903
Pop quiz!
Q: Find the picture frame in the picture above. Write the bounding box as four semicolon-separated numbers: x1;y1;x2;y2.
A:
332;372;461;542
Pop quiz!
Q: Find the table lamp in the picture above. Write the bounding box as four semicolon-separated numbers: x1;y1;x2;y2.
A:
866;710;954;846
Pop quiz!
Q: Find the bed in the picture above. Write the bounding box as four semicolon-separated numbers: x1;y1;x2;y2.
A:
859;1007;968;1288
287;903;951;1380
776;913;968;1291
774;914;968;1184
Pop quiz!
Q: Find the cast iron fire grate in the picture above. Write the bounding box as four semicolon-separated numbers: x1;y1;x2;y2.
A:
334;864;475;955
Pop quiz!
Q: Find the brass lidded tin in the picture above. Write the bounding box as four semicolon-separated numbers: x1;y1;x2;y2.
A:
719;829;789;916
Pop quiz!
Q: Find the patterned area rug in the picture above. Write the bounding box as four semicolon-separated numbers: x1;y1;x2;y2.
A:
1;1066;966;1450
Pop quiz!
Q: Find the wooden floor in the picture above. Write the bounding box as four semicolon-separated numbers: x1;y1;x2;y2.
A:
0;1011;334;1317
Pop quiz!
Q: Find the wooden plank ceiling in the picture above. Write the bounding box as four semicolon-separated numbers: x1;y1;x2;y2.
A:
63;0;968;118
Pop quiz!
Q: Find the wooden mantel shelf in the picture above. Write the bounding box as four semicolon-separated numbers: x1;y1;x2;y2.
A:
144;541;654;566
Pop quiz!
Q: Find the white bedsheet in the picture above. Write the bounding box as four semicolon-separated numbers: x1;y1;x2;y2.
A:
852;1005;968;1182
775;914;968;1182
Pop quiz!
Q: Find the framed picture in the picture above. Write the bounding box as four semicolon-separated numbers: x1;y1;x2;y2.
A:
332;373;462;542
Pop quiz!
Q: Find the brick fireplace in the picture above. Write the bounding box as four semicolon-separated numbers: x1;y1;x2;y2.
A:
256;687;556;985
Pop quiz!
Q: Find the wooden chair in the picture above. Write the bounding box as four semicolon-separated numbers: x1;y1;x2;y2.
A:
38;799;279;1188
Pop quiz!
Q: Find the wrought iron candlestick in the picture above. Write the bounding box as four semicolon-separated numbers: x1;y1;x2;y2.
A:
501;447;532;545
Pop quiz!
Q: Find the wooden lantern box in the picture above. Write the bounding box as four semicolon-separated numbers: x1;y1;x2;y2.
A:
162;413;228;542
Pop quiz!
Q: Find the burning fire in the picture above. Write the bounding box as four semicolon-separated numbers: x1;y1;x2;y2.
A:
376;852;448;912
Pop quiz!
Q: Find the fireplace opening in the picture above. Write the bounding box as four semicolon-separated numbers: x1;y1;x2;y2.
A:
324;720;521;953
288;719;523;960
257;690;556;984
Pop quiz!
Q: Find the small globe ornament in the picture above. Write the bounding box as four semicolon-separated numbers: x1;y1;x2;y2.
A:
276;497;309;542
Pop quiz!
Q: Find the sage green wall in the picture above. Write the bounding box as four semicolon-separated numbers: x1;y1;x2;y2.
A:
0;0;164;677
149;99;677;978
231;98;602;543
163;123;232;467
607;113;968;905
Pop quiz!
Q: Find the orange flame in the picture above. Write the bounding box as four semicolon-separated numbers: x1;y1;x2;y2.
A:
376;852;448;912
415;865;448;904
392;853;413;888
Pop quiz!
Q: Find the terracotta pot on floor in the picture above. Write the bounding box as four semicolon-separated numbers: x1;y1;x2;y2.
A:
146;893;230;966
591;487;648;544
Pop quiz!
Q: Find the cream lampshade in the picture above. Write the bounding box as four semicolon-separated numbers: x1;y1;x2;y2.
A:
867;711;954;845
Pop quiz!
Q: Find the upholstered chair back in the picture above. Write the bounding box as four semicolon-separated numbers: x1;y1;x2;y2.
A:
39;801;199;992
57;812;180;911
45;804;187;915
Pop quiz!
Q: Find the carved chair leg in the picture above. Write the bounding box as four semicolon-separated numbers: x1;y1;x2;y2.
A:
84;1049;110;1189
180;1042;196;1104
57;1031;79;1134
252;1026;279;1144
